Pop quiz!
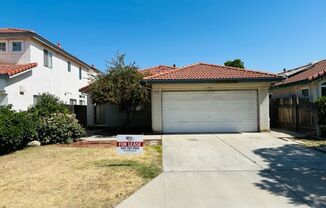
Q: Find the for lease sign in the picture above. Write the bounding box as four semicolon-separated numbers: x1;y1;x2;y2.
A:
117;135;144;154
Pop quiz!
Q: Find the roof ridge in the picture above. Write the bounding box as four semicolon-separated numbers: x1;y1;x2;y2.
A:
0;28;35;33
281;59;326;74
141;64;173;71
145;62;279;80
144;65;184;79
195;62;277;76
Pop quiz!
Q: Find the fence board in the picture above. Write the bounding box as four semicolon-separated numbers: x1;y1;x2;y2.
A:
270;97;318;136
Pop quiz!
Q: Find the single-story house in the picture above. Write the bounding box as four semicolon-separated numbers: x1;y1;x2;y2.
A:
82;63;282;133
271;59;326;102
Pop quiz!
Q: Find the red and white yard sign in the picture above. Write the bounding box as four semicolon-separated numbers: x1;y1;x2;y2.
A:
117;135;144;154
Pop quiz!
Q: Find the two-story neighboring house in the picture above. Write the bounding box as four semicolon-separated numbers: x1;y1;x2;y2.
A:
0;28;99;111
271;59;326;102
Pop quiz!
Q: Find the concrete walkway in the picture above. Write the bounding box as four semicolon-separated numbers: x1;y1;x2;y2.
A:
117;133;326;208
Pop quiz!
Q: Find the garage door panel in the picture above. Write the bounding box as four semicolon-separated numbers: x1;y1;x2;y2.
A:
162;91;258;133
164;103;257;111
164;113;257;123
163;121;258;133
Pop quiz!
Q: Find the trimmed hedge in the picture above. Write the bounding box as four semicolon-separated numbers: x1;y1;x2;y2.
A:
37;113;86;144
0;93;86;154
0;106;37;154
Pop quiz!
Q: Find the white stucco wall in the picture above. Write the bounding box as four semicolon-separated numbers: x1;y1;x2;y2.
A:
1;38;98;111
150;82;272;133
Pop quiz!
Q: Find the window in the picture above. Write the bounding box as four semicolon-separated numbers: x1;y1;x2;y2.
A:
79;100;85;105
322;82;326;97
79;68;82;80
44;49;53;68
33;95;40;105
68;61;71;72
70;99;77;105
301;88;309;100
12;41;22;52
0;42;6;52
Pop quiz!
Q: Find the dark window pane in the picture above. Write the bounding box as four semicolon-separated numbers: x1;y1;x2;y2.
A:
0;42;6;51
322;87;326;97
12;42;22;51
301;89;309;99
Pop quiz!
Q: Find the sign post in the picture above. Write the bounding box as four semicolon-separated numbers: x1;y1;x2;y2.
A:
116;135;144;154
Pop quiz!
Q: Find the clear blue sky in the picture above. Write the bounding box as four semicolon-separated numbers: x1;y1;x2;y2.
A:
1;0;326;73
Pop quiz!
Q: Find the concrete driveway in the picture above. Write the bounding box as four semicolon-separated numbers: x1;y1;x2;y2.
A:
117;133;326;208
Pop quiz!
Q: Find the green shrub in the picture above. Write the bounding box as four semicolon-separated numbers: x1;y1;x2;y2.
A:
0;106;37;154
316;96;326;124
28;93;69;118
36;113;86;144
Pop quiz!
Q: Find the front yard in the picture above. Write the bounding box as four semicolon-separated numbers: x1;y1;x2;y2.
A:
0;144;162;208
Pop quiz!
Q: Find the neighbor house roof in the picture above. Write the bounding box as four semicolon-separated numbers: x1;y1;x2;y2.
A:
80;65;177;92
140;65;177;76
274;59;326;87
144;63;281;82
0;28;99;73
0;63;38;76
0;28;34;34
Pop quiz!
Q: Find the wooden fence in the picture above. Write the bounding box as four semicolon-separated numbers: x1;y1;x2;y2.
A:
66;105;87;127
270;97;318;136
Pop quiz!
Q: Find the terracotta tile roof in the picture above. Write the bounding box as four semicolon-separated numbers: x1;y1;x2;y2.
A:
0;28;34;34
0;63;38;76
80;65;174;92
145;62;280;81
79;85;91;93
274;59;326;86
139;65;177;76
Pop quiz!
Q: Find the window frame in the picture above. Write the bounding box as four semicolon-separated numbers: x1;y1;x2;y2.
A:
301;88;310;100
79;67;82;80
33;95;40;105
11;40;23;53
0;41;7;53
321;82;326;97
43;49;53;68
68;61;71;72
79;100;85;105
70;99;77;105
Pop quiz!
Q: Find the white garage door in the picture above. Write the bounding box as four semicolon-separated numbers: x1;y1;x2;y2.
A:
162;91;258;133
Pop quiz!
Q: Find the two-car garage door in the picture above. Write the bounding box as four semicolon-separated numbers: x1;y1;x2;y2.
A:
162;90;258;133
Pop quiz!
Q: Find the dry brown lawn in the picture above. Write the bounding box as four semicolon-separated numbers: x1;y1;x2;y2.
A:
295;137;326;148
0;144;162;208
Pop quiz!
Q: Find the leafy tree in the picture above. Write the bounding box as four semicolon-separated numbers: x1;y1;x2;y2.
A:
316;96;326;124
224;59;245;69
89;53;150;128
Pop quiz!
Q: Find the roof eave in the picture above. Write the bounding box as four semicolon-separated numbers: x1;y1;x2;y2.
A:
145;77;283;84
32;34;100;72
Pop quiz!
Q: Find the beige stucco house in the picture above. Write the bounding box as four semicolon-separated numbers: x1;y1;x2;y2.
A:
271;59;326;102
83;63;281;133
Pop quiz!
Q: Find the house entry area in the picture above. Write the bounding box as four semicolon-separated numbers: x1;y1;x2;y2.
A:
162;90;258;133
